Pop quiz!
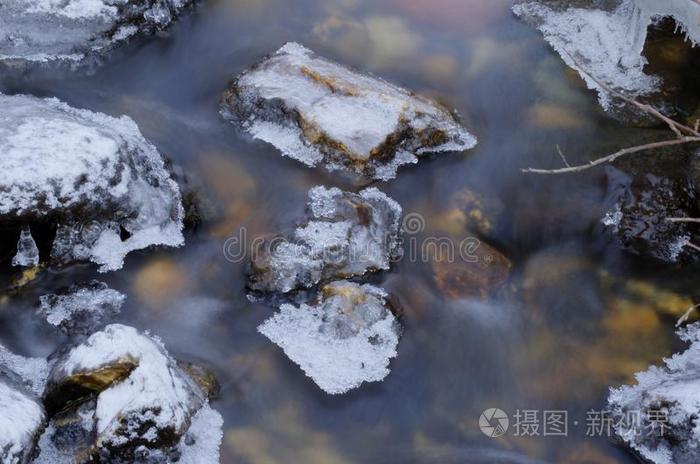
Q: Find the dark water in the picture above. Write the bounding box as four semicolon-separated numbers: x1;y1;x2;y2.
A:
2;0;700;462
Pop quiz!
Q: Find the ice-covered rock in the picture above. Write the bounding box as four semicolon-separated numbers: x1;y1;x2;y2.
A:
39;281;125;335
249;186;402;294
12;226;40;267
0;344;50;397
41;324;218;463
0;0;195;65
0;93;184;272
513;0;700;110
258;281;401;394
220;42;477;181
0;373;46;464
608;322;700;464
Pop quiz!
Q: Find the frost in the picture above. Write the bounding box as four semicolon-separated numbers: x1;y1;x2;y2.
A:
221;42;477;181
0;93;184;272
0;0;195;64
0;344;49;396
178;404;224;464
258;281;401;394
608;323;700;463
12;226;40;267
249;186;402;294
39;281;125;335
513;0;700;110
0;376;46;464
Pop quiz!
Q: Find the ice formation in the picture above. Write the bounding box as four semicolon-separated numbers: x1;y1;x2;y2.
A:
513;0;700;109
249;186;402;294
39;281;125;335
42;324;221;462
0;375;46;464
608;323;700;464
258;281;401;394
0;0;195;64
221;42;477;181
0;93;184;272
12;226;40;267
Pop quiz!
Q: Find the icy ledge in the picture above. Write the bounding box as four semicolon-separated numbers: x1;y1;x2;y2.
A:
0;0;195;64
248;186;402;294
0;93;184;272
221;42;476;181
608;322;700;464
259;281;401;394
513;0;700;110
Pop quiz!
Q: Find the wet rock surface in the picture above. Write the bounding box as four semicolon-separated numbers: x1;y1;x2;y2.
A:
258;280;401;394
0;93;184;272
608;322;700;464
39;282;125;336
248;186;402;294
513;0;700;116
220;42;476;181
0;0;196;65
40;324;221;463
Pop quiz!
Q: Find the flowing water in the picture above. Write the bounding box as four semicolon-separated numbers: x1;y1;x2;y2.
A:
2;0;700;462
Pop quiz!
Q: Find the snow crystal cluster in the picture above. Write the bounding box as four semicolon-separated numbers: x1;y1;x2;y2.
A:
513;0;700;110
0;93;184;272
259;281;400;394
608;323;700;464
249;186;402;294
221;42;477;181
0;0;195;64
39;281;125;335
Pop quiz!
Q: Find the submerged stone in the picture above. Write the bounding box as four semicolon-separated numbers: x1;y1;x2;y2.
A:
220;42;476;181
249;186;402;294
40;324;221;463
258;281;401;394
513;0;700;114
0;0;196;65
608;322;700;464
39;281;126;335
0;93;184;272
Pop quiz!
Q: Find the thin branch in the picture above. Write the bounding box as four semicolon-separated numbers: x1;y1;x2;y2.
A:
522;137;700;174
556;144;571;167
676;303;700;327
684;240;700;254
666;217;700;224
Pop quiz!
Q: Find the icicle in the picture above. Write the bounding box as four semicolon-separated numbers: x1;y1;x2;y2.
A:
12;226;39;267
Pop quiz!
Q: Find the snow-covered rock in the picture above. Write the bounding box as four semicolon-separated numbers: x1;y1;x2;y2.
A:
0;373;46;464
608;322;700;464
221;42;477;181
39;281;125;335
259;281;401;394
0;93;184;272
513;0;700;110
42;324;220;463
249;186;402;294
0;0;195;65
12;226;40;267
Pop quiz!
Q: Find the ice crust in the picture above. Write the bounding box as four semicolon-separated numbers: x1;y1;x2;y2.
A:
258;281;400;394
249;186;402;294
0;93;184;272
608;323;700;464
0;0;193;64
221;42;476;181
39;281;125;335
513;0;700;109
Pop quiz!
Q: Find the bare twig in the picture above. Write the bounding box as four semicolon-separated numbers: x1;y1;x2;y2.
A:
677;303;700;327
666;218;700;224
556;144;571;167
684;240;700;254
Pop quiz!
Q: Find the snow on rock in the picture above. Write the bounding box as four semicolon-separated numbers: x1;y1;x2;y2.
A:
0;93;184;272
0;374;46;464
42;324;219;463
0;344;50;397
220;42;477;181
12;226;40;267
39;281;125;335
249;186;402;294
259;280;401;394
513;0;700;110
0;0;195;65
608;322;700;464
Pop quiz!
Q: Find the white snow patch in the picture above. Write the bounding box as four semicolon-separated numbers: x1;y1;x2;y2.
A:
0;380;45;463
0;344;49;396
39;282;125;333
178;404;224;464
